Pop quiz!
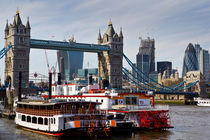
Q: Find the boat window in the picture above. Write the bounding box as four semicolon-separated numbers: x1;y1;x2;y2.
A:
21;115;26;121
32;117;37;124
125;97;138;105
38;117;43;125
40;106;46;110
23;104;27;109
54;104;61;109
27;116;31;122
54;118;56;124
51;118;53;124
34;106;39;110
44;118;48;125
101;99;103;103
96;99;98;102
47;105;53;110
29;105;33;109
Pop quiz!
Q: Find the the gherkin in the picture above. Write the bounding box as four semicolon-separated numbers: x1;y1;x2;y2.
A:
182;43;198;77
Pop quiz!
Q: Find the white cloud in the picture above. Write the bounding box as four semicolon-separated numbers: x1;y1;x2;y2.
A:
0;0;210;83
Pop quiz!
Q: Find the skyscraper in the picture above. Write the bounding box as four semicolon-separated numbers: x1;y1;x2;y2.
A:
136;37;155;80
191;43;209;82
182;43;198;77
57;50;84;81
200;49;209;82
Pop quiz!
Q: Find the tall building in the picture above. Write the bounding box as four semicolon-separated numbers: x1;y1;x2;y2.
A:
57;50;84;81
98;20;123;89
136;37;155;80
200;49;209;82
182;43;198;77
194;44;202;70
157;61;172;76
188;43;209;82
68;51;84;80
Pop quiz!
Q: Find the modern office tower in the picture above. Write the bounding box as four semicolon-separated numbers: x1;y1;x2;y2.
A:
57;50;84;81
77;68;98;78
193;43;209;82
57;51;69;81
136;37;155;80
182;43;198;77
157;61;172;76
200;49;209;82
194;44;202;70
68;51;84;80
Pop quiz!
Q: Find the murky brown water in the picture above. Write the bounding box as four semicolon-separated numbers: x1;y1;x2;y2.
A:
1;105;210;140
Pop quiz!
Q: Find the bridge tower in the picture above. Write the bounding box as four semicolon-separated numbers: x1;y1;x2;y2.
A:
98;20;123;89
4;11;30;102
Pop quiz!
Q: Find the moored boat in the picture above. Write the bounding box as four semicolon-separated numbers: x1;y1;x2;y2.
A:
42;83;173;130
15;99;110;137
194;97;210;106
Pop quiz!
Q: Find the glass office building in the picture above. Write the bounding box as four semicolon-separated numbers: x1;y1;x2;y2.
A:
182;43;198;77
57;51;84;81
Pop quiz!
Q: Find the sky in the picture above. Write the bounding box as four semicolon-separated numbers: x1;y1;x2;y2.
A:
0;0;210;82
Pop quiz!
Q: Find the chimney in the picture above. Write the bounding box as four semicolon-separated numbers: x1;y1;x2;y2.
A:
49;73;52;99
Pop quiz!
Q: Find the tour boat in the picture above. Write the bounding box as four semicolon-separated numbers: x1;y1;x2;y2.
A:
42;83;173;130
15;99;110;137
194;97;210;106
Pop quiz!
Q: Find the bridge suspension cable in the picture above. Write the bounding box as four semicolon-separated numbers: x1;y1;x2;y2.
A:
0;45;12;59
123;53;199;91
122;68;150;90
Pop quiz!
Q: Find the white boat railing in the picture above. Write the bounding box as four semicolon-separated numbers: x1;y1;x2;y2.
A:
122;104;169;111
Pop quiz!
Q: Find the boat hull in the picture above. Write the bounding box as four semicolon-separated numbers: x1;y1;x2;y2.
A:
17;124;110;137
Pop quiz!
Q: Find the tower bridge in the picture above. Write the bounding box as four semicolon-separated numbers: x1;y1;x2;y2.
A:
1;11;200;104
3;11;123;97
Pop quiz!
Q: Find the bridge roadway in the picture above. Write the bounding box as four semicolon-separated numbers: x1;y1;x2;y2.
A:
30;39;110;52
0;87;199;96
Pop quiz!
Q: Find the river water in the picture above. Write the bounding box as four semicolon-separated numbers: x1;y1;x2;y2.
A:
1;105;210;140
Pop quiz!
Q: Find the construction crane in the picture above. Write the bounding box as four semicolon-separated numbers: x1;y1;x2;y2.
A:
44;50;58;82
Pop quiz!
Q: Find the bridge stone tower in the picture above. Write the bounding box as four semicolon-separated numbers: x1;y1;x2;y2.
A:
4;11;30;102
98;20;123;89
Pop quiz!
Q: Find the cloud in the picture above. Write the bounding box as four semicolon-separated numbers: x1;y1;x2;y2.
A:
0;0;210;83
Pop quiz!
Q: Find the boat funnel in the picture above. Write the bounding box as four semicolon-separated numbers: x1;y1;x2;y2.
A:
49;73;52;99
57;73;62;85
88;74;93;85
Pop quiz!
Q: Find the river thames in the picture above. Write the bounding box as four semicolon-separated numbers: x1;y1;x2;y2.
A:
1;105;210;140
